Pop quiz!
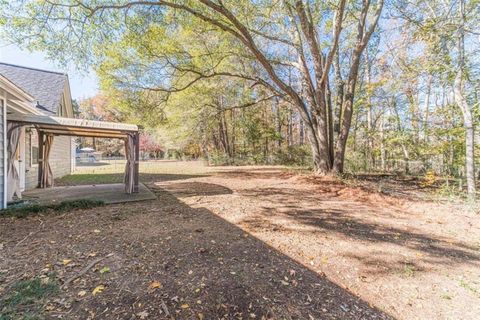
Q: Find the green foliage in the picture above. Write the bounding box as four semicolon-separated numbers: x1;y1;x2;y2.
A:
1;0;478;187
2;199;105;219
207;150;234;166
273;145;312;166
0;277;59;320
344;150;369;174
435;179;463;200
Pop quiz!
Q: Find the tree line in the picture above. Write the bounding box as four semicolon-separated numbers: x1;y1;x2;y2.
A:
1;0;478;196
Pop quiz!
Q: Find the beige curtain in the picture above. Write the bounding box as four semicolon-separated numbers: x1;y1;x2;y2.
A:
7;123;22;201
124;134;135;194
39;134;54;188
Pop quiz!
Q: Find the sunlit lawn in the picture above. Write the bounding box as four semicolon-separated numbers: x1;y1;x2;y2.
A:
56;159;212;185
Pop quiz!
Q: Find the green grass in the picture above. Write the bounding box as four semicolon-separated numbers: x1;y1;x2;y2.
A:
0;277;59;320
2;199;105;218
56;173;124;185
56;160;216;186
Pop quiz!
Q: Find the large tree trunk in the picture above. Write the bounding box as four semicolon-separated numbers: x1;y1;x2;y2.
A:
332;0;383;173
333;51;362;173
333;47;344;139
301;117;328;173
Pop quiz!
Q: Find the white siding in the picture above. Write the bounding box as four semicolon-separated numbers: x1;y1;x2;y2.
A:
0;96;5;208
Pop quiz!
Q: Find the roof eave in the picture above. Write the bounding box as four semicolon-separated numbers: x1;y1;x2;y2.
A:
0;74;35;102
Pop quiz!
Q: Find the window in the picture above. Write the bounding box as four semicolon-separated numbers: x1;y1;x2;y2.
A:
30;130;39;166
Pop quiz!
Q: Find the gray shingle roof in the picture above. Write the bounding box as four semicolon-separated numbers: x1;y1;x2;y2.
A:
0;62;67;115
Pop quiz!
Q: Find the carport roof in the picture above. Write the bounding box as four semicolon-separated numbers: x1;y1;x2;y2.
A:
8;113;138;138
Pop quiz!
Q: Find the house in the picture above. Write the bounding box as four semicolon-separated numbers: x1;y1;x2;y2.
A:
0;63;76;192
0;62;140;209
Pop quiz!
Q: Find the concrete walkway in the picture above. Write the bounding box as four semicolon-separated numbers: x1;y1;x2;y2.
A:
23;183;156;205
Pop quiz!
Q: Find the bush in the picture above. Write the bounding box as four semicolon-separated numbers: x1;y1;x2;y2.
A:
206;145;312;167
2;199;105;218
273;145;311;166
207;150;234;166
344;150;368;173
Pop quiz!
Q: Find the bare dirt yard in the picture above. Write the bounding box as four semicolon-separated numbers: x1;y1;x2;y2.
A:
1;160;479;319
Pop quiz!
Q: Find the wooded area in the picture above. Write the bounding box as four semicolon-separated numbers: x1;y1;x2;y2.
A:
1;0;478;197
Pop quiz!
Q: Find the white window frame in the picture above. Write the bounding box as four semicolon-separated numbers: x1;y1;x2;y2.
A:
29;129;39;168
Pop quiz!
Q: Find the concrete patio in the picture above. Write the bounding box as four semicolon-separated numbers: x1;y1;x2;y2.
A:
22;183;156;205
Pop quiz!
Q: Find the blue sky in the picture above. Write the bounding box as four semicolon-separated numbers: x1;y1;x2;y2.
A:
0;43;99;100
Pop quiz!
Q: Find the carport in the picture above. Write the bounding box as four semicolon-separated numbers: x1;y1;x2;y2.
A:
7;113;140;194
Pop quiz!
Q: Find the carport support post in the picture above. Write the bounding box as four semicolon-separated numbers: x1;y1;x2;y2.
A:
134;131;139;193
37;131;44;188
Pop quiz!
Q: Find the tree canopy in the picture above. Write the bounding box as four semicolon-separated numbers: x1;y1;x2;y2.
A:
1;0;479;195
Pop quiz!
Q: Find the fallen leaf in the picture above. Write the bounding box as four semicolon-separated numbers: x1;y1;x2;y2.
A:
62;259;72;266
93;229;101;233
92;285;105;296
180;304;189;309
100;267;110;274
148;281;162;291
44;304;55;311
137;310;149;319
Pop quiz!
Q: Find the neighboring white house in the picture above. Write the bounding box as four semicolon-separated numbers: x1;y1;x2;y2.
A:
0;63;75;194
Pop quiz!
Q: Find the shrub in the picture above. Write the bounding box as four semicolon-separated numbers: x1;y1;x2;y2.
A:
207;150;233;166
273;145;311;166
2;199;105;218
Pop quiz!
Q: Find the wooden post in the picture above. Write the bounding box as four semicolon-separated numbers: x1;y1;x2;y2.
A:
134;131;139;193
37;131;44;188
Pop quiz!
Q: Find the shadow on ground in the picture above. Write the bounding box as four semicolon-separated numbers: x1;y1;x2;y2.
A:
212;168;294;180
154;181;233;197
0;183;391;319
237;186;480;275
55;173;209;186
